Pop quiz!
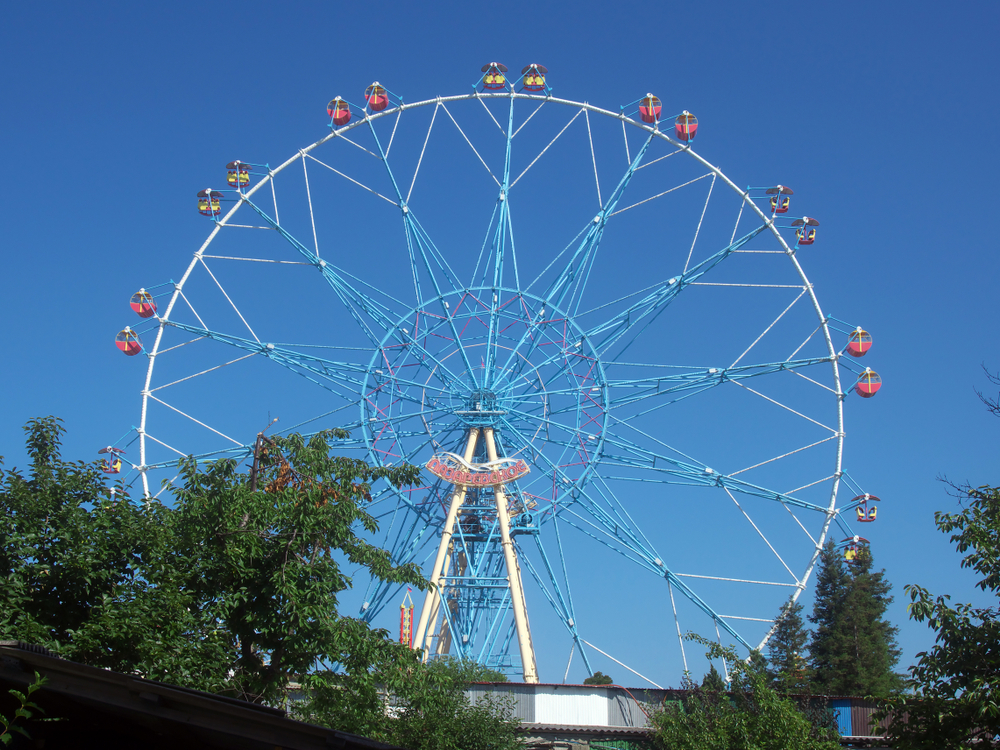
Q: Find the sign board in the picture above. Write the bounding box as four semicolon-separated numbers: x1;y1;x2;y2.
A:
426;453;530;486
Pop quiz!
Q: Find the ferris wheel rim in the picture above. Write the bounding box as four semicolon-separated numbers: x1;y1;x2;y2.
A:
132;88;850;669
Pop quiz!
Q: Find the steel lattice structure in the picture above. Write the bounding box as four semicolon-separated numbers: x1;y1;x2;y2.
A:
111;77;879;683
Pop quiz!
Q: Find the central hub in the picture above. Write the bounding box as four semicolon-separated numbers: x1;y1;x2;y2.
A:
455;388;505;426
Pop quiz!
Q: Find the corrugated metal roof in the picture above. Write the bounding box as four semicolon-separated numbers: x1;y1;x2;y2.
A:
523;723;651;737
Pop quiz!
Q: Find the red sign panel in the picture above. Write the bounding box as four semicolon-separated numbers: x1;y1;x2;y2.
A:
425;455;530;486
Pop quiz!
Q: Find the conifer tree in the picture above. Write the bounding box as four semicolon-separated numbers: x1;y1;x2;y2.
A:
767;598;810;693
808;541;850;692
701;663;726;691
808;540;902;696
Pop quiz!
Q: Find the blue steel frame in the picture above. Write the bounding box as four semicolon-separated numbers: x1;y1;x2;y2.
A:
114;83;878;682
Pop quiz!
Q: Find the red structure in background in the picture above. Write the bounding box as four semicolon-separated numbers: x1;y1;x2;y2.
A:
400;589;414;648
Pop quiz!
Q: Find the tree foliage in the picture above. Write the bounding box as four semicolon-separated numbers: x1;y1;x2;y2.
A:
701;664;726;692
0;673;46;746
767;598;810;693
584;671;614;685
1;417;524;746
0;418;427;704
808;540;902;696
649;636;840;750
298;656;521;750
879;483;1000;749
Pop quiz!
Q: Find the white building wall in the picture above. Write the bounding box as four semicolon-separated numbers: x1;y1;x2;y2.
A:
533;686;609;726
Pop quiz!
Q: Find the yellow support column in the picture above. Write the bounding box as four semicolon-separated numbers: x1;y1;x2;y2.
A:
483;427;539;683
413;428;479;659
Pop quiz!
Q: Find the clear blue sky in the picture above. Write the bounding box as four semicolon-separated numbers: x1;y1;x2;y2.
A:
2;1;999;686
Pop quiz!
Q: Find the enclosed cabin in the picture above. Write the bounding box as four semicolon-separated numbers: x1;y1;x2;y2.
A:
638;94;662;124
856;368;882;398
841;536;870;564
197;189;222;217
130;289;157;318
767;185;793;214
98;446;124;475
791;216;819;245
847;328;873;357
115;327;142;356
327;97;351;127
480;62;508;90
675;111;698;141
364;82;389;112
226;161;251;189
520;64;548;92
853;493;879;523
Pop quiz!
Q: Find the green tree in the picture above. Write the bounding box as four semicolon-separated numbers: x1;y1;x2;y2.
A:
808;540;901;696
1;418;522;744
808;541;850;692
879;483;1000;749
649;636;840;750
701;664;726;691
0;418;426;703
583;671;614;685
767;598;810;693
0;673;46;746
299;656;521;750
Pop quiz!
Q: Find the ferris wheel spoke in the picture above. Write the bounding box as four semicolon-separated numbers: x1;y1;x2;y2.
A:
538;131;657;316
597;428;828;513
163;321;392;404
578;511;756;651
406;102;441;204
509;107;585;190
439;102;502;188
302;152;399;206
721;486;800;583
196;258;260;344
603;356;834;413
364;111;466;301
606;172;713;219
585;223;769;360
548;494;754;651
514;536;591;667
682;173;717;274
239;197;405;347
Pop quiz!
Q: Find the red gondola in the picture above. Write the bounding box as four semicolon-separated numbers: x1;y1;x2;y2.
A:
98;446;124;475
521;64;547;92
766;185;793;214
327;97;351;127
674;111;698;141
115;327;142;356
365;83;388;112
856;368;882;398
130;289;157;318
481;62;508;90
853;493;879;523
638;94;661;124
226;161;251;188
197;189;222;217
791;217;819;245
847;328;873;357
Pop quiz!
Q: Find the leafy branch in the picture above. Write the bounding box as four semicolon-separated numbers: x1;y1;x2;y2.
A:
0;673;46;746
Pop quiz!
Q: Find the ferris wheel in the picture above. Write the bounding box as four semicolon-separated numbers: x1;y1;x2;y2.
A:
109;63;883;684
